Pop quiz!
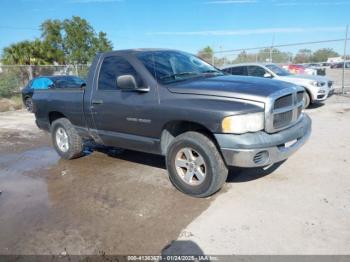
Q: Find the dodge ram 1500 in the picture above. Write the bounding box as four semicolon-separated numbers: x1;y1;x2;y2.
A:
33;49;311;197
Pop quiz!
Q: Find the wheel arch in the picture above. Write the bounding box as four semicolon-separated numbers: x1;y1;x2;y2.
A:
301;86;313;103
160;120;219;155
48;111;67;125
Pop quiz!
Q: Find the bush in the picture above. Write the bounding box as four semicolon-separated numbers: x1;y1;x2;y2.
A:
0;72;20;98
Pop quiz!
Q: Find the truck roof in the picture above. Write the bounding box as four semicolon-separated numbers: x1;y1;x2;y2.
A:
102;48;180;56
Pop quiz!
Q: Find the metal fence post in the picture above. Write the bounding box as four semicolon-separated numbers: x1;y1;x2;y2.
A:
342;25;348;94
28;66;33;80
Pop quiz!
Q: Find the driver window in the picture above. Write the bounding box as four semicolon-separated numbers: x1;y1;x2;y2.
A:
98;56;143;90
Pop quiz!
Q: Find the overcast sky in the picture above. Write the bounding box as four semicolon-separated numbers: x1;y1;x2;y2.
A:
0;0;349;56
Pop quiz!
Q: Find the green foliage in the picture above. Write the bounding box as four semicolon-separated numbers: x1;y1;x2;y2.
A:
197;46;214;63
234;51;257;63
257;48;291;63
311;48;340;62
293;49;312;64
0;71;20;97
1;16;113;65
41;19;65;64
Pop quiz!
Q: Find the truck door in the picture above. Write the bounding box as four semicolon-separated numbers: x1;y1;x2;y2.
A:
89;54;159;151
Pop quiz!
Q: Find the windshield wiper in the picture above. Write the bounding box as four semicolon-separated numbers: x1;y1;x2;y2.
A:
160;72;199;80
202;69;223;75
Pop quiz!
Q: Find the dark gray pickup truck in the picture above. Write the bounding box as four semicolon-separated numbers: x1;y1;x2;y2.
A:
33;49;311;197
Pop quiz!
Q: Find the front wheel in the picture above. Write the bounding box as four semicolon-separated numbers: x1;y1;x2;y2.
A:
51;118;84;160
166;131;228;198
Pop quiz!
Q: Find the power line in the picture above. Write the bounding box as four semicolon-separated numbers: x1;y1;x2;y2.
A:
213;38;350;54
0;26;39;31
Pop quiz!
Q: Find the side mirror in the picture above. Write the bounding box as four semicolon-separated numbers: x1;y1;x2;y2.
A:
264;72;273;78
117;75;149;92
117;75;138;90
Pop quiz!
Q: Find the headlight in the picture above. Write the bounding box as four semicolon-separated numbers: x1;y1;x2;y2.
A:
310;81;325;87
222;112;264;134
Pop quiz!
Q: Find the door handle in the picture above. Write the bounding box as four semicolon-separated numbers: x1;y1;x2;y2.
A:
91;99;104;105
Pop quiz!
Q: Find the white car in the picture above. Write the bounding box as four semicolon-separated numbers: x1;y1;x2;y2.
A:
221;63;334;108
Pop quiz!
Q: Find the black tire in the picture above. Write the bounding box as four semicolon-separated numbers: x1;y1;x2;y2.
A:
303;91;311;109
25;97;33;112
166;131;228;198
51;118;84;160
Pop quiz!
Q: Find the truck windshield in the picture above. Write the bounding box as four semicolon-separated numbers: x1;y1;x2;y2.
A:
137;51;224;84
266;64;291;76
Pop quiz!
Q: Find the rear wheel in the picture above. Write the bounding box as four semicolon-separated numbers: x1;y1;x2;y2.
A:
25;97;33;112
166;131;228;198
51;118;84;159
303;92;311;109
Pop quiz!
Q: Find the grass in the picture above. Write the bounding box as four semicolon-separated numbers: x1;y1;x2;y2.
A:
0;94;24;112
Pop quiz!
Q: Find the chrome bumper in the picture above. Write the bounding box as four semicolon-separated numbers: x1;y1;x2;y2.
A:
215;114;312;167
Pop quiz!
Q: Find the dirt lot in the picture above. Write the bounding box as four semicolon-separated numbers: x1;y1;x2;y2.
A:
0;95;350;255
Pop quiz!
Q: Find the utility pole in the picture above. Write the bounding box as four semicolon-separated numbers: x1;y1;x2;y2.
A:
270;34;275;63
342;25;348;95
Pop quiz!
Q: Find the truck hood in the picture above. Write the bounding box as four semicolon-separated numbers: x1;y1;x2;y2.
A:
167;75;298;103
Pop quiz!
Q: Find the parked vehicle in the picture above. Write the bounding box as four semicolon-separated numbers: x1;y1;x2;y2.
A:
22;75;85;112
288;64;317;76
330;61;350;69
221;63;334;108
303;63;326;76
33;49;311;197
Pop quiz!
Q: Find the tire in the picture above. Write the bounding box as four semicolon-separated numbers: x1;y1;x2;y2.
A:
51;118;84;160
25;97;33;112
166;131;228;198
303;91;311;109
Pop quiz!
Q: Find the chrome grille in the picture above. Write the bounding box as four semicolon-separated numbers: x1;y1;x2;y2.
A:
273;110;293;129
297;91;304;103
265;88;304;133
274;94;293;109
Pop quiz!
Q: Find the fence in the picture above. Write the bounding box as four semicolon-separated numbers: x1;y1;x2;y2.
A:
211;30;350;93
0;64;89;98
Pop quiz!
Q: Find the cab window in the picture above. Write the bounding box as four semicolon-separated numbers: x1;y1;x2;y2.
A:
98;56;143;90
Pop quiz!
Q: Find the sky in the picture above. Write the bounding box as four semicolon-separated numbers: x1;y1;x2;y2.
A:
0;0;349;58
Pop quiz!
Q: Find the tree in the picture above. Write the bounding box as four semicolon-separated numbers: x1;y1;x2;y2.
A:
41;19;65;64
2;40;49;65
197;46;214;63
62;16;113;64
93;32;113;54
293;49;312;64
311;48;340;63
233;51;257;63
1;16;113;65
257;48;290;63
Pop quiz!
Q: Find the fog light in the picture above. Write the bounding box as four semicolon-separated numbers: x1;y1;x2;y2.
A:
253;151;269;165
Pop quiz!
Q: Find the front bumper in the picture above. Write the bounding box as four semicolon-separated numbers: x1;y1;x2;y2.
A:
215;114;312;167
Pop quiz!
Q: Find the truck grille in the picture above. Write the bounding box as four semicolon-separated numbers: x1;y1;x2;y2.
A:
273;110;293;129
265;89;305;133
274;94;293;109
297;91;304;103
